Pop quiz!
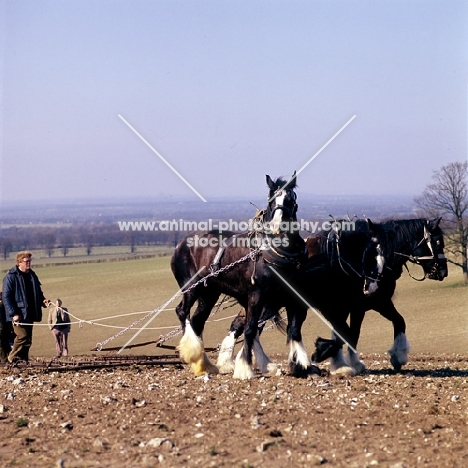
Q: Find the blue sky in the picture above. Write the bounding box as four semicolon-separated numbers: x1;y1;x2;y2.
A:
1;0;467;203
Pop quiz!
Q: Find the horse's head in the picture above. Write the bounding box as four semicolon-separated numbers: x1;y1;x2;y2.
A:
265;171;298;235
413;218;448;281
362;236;385;295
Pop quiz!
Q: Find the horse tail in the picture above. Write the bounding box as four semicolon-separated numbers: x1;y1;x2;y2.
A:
170;233;200;288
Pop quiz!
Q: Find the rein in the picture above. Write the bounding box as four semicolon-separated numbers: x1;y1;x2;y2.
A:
394;225;441;282
401;262;426;281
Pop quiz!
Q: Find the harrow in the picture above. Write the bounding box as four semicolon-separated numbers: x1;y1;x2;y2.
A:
2;354;185;373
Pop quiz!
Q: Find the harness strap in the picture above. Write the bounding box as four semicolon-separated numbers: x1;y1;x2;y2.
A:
402;262;426;281
210;234;239;272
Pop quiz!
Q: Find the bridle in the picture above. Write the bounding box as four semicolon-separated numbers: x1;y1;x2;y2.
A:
268;188;298;219
394;225;446;281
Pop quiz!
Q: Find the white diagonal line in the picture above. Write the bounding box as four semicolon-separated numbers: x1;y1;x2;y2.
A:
118;114;207;202
269;115;356;202
267;266;357;353
117;267;206;354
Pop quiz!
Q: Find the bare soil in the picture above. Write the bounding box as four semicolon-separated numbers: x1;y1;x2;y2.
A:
0;353;467;468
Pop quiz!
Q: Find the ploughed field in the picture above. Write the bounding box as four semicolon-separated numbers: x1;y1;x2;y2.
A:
0;352;467;467
1;257;466;466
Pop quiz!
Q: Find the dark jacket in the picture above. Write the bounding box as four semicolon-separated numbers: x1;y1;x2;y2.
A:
2;266;46;323
0;297;5;325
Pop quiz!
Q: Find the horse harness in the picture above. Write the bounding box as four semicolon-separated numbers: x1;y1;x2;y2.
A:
394;225;446;281
325;227;384;285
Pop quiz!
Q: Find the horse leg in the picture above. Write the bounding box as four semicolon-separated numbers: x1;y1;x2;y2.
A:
311;308;356;377
346;308;367;374
251;331;277;374
217;308;246;374
218;307;278;375
286;303;310;377
374;300;409;371
233;295;261;380
327;323;357;377
175;290;197;331
252;307;282;375
177;291;220;376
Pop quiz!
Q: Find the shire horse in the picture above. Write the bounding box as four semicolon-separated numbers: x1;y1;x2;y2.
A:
217;218;386;376
312;217;448;373
170;173;311;379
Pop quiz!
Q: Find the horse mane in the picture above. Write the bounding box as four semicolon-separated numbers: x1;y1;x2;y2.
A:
369;218;428;265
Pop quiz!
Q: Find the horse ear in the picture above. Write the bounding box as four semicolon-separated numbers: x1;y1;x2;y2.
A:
284;171;297;190
427;218;441;230
266;175;275;190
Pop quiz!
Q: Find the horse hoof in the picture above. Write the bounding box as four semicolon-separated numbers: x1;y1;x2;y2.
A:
266;363;278;375
331;365;356;377
390;354;402;372
218;361;235;374
308;364;322;376
351;361;366;374
190;354;219;376
233;358;254;380
289;362;309;378
233;368;254;380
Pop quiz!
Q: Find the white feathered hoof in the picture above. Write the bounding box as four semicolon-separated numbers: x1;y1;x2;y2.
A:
217;332;236;374
218;360;235;374
330;364;357;377
190;352;219;376
387;333;410;372
177;322;203;365
233;348;254;380
330;350;357;377
288;340;311;377
266;362;279;375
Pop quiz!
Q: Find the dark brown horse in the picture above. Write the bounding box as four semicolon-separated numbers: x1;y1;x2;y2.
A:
170;173;311;379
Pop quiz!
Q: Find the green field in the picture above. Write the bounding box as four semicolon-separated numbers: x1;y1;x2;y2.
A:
0;245;174;272
7;254;467;360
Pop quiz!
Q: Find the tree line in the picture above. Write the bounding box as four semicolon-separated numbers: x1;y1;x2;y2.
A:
1;161;467;282
0;223;181;260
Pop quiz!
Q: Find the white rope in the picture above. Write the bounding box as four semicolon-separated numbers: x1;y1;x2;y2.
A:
12;304;237;331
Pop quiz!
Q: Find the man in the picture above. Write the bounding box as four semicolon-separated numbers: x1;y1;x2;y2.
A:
0;292;14;362
2;251;50;362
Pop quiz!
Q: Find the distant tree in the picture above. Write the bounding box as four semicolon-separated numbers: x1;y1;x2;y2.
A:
415;161;468;284
60;234;73;257
43;232;56;258
82;231;94;256
86;239;93;256
0;237;13;260
129;233;137;254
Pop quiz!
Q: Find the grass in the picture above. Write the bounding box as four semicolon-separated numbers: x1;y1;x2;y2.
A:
18;255;467;360
0;245;174;273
